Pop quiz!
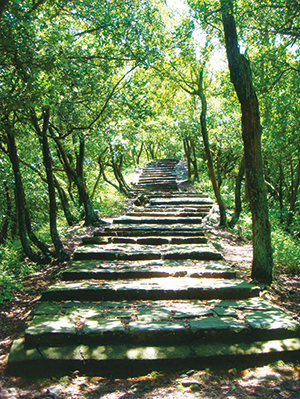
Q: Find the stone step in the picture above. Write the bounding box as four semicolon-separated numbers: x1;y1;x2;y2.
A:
8;337;300;378
126;211;207;217
134;185;178;191
81;236;208;245
142;206;212;212
94;225;206;237
60;260;235;280
73;243;222;261
139;173;175;177
139;175;176;183
112;216;203;224
132;192;211;198
150;197;214;205
41;278;260;302
8;295;300;377
22;298;300;347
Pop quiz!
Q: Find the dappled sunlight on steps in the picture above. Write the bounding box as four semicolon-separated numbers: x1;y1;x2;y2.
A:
7;159;300;377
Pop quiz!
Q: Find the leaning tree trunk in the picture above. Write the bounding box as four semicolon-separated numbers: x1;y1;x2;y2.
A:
220;0;273;284
5;123;47;263
39;109;68;260
53;135;100;226
198;70;227;226
229;156;245;228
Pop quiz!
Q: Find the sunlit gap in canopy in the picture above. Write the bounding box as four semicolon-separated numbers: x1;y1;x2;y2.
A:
166;0;227;72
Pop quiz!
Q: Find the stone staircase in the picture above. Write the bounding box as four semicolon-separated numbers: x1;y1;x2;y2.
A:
7;159;300;377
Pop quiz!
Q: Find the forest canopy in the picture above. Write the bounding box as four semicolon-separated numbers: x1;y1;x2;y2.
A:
0;0;300;292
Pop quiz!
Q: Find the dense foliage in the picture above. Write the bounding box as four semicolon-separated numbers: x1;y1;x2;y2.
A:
1;0;300;295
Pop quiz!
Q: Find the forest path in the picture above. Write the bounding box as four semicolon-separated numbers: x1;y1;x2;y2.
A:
6;159;300;377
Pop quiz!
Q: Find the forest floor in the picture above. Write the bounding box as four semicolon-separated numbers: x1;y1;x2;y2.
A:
0;223;300;398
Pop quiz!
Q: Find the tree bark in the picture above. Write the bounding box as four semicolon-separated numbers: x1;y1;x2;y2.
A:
40;109;68;260
0;180;11;243
198;69;227;226
183;138;192;179
286;158;300;228
53;135;100;226
220;0;273;284
229;156;245;228
5;122;48;263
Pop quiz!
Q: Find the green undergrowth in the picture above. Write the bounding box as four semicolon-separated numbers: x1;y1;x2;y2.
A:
0;239;27;303
94;187;127;218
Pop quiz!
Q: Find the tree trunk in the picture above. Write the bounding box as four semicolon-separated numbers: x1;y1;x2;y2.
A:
5;123;47;263
0;180;11;243
229;156;245;228
136;141;144;165
220;0;273;284
39;109;68;260
183;138;192;179
191;139;199;181
286;158;300;228
279;160;284;224
198;69;227;226
53;135;100;226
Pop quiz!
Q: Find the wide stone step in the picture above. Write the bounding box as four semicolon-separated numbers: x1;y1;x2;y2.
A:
61;260;235;280
94;225;206;237
112;216;203;224
22;298;300;347
139;173;175;177
132;192;211;198
41;278;260;302
8;337;300;378
8;295;300;377
135;184;178;191
73;243;222;261
150;197;214;205
81;236;208;245
141;206;212;212
126;211;207;217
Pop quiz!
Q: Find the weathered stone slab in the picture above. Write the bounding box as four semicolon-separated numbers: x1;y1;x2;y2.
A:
34;302;61;315
73;243;222;262
113;216;203;224
244;310;300;339
208;297;283;311
128;321;187;344
61;259;235;281
127;212;207;218
150;198;214;205
41;278;260;302
8;337;300;378
190;317;247;341
96;224;206;237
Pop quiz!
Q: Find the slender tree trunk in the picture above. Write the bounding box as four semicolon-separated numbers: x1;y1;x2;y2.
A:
54;176;78;226
53;136;100;226
0;180;11;243
287;158;300;228
136;141;144;165
191;140;199;181
40;110;68;260
279;160;284;224
183;138;192;179
229;156;245;228
5;123;47;263
220;0;273;284
198;70;227;226
110;147;132;197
